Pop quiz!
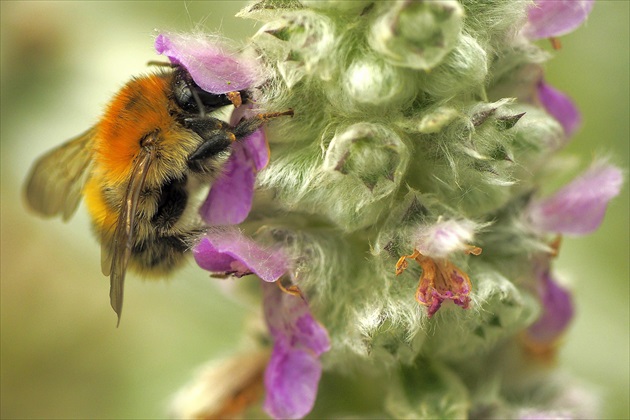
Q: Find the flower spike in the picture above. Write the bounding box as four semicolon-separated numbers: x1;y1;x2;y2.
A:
158;1;619;417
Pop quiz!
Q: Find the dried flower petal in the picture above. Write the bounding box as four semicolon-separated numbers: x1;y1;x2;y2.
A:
526;162;623;235
521;0;594;40
193;230;287;281
396;249;476;318
262;282;330;419
416;254;472;318
537;79;581;138
155;32;264;94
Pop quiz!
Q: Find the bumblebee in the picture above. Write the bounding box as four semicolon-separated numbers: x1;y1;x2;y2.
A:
25;66;289;323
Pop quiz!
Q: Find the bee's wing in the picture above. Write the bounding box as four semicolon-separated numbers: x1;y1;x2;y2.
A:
24;128;97;221
106;142;156;326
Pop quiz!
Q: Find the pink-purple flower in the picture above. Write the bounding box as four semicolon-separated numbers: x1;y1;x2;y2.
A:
521;0;595;41
525;264;574;348
155;32;265;94
193;230;330;419
262;282;330;419
523;160;623;352
194;229;287;281
159;32;327;419
537;79;581;138
411;219;481;259
156;33;271;226
520;1;595;140
525;161;623;236
200;106;270;225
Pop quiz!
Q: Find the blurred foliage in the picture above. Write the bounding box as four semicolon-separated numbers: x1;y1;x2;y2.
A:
1;1;627;419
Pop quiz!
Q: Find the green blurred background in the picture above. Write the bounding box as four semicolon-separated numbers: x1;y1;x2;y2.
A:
1;1;627;418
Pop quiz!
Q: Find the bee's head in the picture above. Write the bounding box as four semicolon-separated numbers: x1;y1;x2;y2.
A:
171;67;249;115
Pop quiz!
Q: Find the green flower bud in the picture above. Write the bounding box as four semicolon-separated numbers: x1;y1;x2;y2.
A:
342;54;418;108
368;0;464;70
258;10;337;84
418;33;488;99
322;122;408;197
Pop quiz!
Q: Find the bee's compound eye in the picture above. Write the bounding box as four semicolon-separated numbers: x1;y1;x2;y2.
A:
171;68;199;112
173;81;194;110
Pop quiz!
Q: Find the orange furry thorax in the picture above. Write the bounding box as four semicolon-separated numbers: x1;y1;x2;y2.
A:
95;73;172;186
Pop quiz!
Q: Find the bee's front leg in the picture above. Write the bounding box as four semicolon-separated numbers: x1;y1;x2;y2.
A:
232;109;294;140
184;116;235;168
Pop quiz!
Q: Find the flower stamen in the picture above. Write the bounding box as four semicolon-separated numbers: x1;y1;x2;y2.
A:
549;37;562;50
549;235;562;257
465;245;483;256
395;249;421;275
275;279;303;299
226;91;242;107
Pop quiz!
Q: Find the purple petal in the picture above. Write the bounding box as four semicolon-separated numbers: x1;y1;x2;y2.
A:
193;230;288;282
263;283;331;356
526;162;623;235
193;237;249;276
230;106;270;171
200;143;256;225
155;33;264;94
243;129;270;171
263;347;322;420
537;80;581;138
522;0;594;40
526;269;574;345
261;282;330;419
200;109;270;225
229;100;253;125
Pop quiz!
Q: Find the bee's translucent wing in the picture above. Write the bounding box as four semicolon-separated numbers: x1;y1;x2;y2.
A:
101;241;113;277
107;141;157;326
24;128;97;221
